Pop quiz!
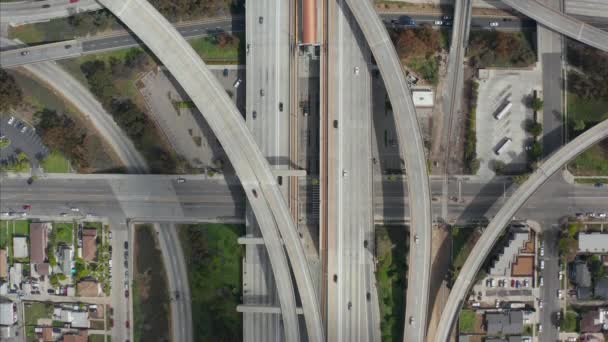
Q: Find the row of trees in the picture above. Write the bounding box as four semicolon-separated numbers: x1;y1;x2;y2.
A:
0;69;23;112
149;0;244;21
468;31;536;68
36;108;90;171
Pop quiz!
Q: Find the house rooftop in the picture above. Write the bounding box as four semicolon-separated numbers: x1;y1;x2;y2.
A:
30;223;50;264
579;233;608;253
12;237;28;259
0;249;7;279
486;311;524;335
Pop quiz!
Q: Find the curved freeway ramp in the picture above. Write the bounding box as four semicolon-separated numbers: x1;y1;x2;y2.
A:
502;0;608;53
96;1;324;341
434;119;608;342
343;1;432;341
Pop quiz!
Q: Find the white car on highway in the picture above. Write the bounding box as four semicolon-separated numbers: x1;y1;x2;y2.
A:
489;22;499;27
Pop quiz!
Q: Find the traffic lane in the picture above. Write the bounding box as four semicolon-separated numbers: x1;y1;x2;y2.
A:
82;19;245;52
539;227;560;342
0;40;82;68
0;0;102;25
379;13;536;29
0;117;48;167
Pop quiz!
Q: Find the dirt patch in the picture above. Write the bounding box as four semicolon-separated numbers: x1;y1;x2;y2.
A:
427;225;452;342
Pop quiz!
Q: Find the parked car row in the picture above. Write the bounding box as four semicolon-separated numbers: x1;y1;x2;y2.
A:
485;278;531;288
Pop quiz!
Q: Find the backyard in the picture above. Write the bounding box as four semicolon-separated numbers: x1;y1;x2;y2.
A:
375;225;408;342
24;302;53;341
0;220;30;262
178;223;244;342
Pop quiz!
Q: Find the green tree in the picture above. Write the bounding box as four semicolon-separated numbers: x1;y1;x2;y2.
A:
573;119;586;132
529;142;543;161
531;97;544;111
525;120;543;137
0;69;23;111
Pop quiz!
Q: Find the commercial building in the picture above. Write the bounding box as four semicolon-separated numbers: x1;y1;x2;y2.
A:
578;233;608;253
486;311;524;335
82;229;97;262
490;226;533;277
12;237;28;259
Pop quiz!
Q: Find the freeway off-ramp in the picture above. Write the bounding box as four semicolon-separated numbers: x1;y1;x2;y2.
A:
433;119;608;342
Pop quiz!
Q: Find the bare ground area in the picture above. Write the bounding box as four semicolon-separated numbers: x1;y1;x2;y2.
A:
426;225;452;342
447;64;476;175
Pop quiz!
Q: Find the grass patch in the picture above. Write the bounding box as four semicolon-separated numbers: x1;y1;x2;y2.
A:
459;309;476;333
406;56;439;85
41;150;71;173
376;225;408;342
567;93;608;124
24;302;53;326
9;25;45;44
88;335;108;342
133;225;170;342
452;227;477;273
13;220;30;235
569;142;608;176
561;311;579;332
0;137;10;149
575;177;608;184
53;222;74;245
178;223;244;342
189;32;243;63
90;320;105;330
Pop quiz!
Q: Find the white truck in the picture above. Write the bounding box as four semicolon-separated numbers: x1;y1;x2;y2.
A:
494;101;512;120
494;138;512;155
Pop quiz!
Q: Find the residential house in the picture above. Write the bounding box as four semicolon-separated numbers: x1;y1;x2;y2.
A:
486;311;524;335
0;301;16;326
41;326;53;342
60;246;74;275
572;260;593;300
63;330;87;342
595;277;608;300
30;223;49;264
82;228;97;262
77;280;102;297
0;249;7;279
12;237;28;259
59;309;90;328
581;308;608;333
578;233;608;253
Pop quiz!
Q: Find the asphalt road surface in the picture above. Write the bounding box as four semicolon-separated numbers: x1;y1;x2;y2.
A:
0;0;101;25
326;1;380;340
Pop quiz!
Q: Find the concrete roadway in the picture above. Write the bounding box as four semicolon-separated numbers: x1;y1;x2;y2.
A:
243;0;292;340
155;223;193;342
326;1;380;341
95;1;323;341
565;0;608;18
1;17;244;68
501;0;608;52
343;1;433;342
433;118;608;342
0;0;101;26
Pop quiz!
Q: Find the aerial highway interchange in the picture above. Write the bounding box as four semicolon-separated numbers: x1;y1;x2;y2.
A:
1;0;608;342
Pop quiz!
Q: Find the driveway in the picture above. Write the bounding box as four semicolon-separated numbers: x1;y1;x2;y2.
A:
0;116;48;169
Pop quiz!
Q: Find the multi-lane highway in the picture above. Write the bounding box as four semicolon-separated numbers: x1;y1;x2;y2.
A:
326;1;381;340
343;1;433;341
502;0;608;52
0;0;101;26
243;0;292;340
433;118;608;342
95;1;324;341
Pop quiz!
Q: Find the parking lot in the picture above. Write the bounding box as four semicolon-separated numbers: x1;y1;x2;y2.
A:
475;68;541;177
0;116;48;169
